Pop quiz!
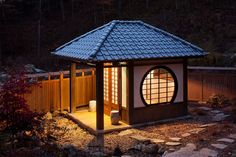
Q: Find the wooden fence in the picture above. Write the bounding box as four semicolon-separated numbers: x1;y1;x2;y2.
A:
24;69;96;112
24;66;236;112
188;66;236;102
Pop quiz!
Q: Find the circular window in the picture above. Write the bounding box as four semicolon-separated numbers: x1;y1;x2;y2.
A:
140;66;178;106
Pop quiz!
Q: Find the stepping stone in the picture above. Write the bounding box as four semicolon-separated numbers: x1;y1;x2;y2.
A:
151;139;165;143
199;123;217;128
169;137;181;142
211;143;227;149
181;133;191;137
198;148;218;157
189;128;205;134
212;114;230;122
211;110;221;114
217;138;234;143
198;107;211;111
165;142;181;146
118;130;133;136
130;135;150;142
229;134;236;139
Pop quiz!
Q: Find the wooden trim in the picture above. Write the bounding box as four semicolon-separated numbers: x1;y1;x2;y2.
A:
183;58;188;110
96;63;104;130
70;62;77;113
127;62;134;124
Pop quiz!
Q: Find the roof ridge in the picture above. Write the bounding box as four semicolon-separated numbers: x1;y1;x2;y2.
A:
52;22;113;53
88;21;117;61
140;21;205;53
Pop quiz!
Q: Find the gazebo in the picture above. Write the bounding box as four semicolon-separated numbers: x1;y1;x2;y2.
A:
52;20;206;132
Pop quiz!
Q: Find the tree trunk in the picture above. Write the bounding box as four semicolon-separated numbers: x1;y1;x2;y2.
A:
37;0;42;56
60;0;65;21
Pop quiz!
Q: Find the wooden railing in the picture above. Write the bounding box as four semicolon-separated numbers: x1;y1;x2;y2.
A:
24;69;96;112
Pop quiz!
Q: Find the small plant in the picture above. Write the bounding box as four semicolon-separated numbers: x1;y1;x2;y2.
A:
207;94;230;108
0;68;38;135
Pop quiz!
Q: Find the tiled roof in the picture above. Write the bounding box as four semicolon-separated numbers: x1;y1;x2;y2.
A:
52;20;207;62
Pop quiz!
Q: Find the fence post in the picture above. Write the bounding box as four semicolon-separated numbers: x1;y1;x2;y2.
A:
59;73;64;112
48;74;53;112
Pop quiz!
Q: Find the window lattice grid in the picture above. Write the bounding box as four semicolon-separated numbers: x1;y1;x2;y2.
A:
142;68;175;105
104;68;109;101
111;68;118;104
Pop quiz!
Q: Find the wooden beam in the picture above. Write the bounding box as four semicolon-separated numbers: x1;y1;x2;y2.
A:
96;63;104;130
127;62;134;124
70;62;76;113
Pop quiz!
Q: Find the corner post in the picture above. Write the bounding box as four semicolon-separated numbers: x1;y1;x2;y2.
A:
70;62;76;113
127;62;134;124
96;63;104;130
183;59;188;113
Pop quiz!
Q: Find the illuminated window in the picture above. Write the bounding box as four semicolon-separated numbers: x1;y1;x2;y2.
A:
140;66;177;105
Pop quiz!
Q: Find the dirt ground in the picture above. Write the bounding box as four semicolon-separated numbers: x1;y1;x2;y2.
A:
0;103;236;157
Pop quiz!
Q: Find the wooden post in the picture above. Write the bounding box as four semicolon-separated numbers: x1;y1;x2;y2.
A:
183;59;188;113
59;73;64;111
96;63;104;130
127;62;134;124
70;62;76;113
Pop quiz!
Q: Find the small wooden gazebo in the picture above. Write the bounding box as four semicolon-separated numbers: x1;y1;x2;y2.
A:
52;20;206;132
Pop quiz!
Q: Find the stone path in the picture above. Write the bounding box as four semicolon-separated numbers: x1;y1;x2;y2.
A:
163;143;218;157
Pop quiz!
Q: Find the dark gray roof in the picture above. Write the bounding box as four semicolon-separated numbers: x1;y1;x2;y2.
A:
52;20;207;62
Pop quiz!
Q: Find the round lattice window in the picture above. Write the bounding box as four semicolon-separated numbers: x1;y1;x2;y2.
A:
140;66;178;105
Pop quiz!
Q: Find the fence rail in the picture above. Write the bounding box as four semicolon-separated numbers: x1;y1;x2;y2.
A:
24;69;96;112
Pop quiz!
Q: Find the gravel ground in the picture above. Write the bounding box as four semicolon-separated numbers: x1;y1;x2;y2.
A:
0;103;236;157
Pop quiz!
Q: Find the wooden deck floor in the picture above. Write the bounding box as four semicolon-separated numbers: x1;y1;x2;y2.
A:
67;109;130;134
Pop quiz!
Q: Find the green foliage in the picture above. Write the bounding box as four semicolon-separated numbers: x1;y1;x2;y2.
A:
207;94;230;108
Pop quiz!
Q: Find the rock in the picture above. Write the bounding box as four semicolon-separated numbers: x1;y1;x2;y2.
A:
133;144;144;151
217;138;234;143
113;146;122;156
163;143;195;157
25;131;32;136
163;144;218;157
199;123;217;128
181;133;191;137
63;144;79;157
189;128;205;134
130;135;150;143
165;142;181;146
158;146;166;155
169;137;181;142
121;155;132;157
211;110;221;114
142;143;159;154
118;130;133;136
151;139;165;143
229;134;236;139
92;151;107;157
212;113;230;122
44;112;52;120
52;111;60;117
197;148;218;157
211;143;228;149
198;107;211;111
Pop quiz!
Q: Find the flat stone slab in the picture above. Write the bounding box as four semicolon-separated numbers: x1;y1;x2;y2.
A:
217;138;234;143
163;144;218;157
211;110;221;114
198;107;211;111
181;133;191;137
118;130;133;136
189;128;205;134
165;142;181;146
229;134;236;139
197;148;218;157
151;139;165;143
199;123;217;128
169;137;181;142
212;114;230;122
211;143;228;149
130;135;150;142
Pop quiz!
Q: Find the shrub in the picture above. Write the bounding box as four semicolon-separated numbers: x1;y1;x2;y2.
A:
207;94;230;108
0;68;38;134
